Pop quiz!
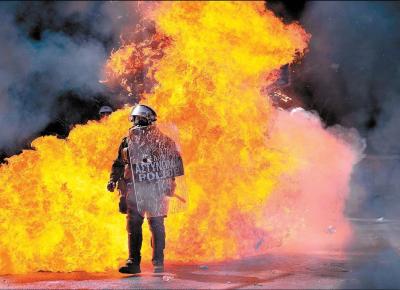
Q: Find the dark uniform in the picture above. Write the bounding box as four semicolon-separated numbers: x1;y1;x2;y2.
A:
108;104;182;274
110;126;175;271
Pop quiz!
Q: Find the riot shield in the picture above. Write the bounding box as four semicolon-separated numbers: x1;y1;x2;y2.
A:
127;124;188;217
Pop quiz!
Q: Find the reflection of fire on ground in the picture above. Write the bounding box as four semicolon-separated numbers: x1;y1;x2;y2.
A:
0;1;362;274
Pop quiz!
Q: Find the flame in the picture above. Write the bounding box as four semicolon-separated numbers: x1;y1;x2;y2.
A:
0;110;130;273
102;22;171;99
0;1;359;274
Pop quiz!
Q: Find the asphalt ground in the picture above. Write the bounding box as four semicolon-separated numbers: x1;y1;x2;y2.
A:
1;218;399;289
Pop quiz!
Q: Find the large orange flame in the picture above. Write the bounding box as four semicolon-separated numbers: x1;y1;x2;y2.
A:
0;2;359;274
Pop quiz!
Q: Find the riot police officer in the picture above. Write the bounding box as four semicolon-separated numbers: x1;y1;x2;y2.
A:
99;105;113;118
107;104;180;274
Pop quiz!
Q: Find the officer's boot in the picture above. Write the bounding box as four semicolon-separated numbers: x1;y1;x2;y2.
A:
149;217;165;273
118;259;140;274
119;213;144;274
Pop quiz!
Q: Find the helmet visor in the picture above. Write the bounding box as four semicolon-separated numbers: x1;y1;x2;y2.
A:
131;115;150;127
100;112;111;117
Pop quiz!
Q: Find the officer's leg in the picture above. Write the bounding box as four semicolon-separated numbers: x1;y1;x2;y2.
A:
119;206;143;274
148;216;165;271
127;207;144;264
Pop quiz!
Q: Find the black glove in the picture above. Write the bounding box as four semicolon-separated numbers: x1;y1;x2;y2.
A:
107;180;116;192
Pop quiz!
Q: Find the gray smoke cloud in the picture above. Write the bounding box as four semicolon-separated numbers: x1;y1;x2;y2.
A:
298;1;400;154
298;2;400;288
0;1;141;156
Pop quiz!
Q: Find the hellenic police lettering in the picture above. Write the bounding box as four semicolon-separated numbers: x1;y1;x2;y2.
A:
132;156;184;183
